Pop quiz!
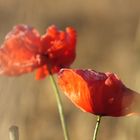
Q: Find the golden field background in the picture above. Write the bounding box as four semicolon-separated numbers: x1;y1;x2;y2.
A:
0;0;140;140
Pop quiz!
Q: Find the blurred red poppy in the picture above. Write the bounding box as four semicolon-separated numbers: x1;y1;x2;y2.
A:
58;69;140;117
0;25;76;79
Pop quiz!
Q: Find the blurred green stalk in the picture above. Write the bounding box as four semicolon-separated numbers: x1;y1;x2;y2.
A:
9;125;19;140
49;74;69;140
93;116;102;140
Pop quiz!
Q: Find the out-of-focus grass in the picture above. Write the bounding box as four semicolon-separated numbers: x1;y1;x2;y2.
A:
0;0;140;140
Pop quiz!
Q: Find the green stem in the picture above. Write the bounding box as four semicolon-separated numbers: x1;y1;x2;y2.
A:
92;116;102;140
49;74;69;140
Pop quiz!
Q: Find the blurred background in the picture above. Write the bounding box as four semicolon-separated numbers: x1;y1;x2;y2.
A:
0;0;140;140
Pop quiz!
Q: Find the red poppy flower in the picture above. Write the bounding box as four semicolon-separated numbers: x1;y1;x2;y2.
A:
0;25;76;79
36;25;76;79
58;69;140;117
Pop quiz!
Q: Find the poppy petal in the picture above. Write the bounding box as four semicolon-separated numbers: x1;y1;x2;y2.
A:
35;25;76;80
0;25;42;76
35;65;49;80
41;25;76;68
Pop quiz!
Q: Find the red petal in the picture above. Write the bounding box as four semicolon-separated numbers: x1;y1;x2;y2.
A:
0;25;42;76
41;25;76;70
58;69;94;112
58;69;140;117
35;65;49;80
